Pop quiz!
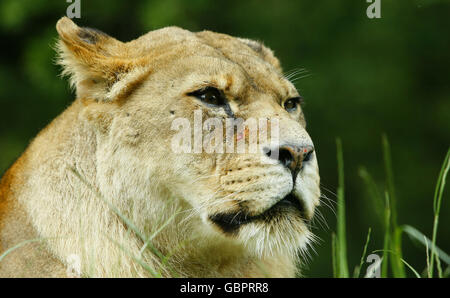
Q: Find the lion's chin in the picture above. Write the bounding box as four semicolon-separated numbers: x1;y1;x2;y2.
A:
208;195;313;259
238;214;313;259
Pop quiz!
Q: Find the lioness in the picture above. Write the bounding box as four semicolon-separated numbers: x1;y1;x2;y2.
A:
0;17;320;277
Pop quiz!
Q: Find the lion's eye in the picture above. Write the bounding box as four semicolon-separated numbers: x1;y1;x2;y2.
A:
188;87;226;106
284;97;303;112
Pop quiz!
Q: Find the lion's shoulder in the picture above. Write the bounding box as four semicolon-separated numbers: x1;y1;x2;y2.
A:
0;157;66;277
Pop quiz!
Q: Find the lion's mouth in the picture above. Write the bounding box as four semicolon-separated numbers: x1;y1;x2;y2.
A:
275;192;305;214
209;192;306;234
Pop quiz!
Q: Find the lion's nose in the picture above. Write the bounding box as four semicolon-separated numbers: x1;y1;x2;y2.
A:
265;144;314;174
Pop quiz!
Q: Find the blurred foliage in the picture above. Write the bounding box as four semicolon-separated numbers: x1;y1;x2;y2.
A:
0;0;449;277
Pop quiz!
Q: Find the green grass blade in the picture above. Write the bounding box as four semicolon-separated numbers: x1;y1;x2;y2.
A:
425;234;431;277
358;167;384;223
139;210;180;256
436;252;443;278
400;258;421;278
359;166;390;277
336;138;349;277
429;148;450;277
444;266;450;278
381;192;390;277
107;236;161;277
381;134;405;277
0;238;48;262
331;232;338;277
382;134;398;230
401;225;450;266
70;168;146;242
432;148;450;214
354;227;372;278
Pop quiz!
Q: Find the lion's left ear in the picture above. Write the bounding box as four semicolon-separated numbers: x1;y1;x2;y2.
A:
238;38;283;73
56;17;149;101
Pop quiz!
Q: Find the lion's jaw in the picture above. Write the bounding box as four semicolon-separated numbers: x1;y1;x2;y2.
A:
51;17;321;276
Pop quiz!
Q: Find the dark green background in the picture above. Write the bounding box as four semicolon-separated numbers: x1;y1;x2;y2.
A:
0;0;448;277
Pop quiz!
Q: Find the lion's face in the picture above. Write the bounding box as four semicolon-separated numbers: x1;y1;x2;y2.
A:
57;18;320;259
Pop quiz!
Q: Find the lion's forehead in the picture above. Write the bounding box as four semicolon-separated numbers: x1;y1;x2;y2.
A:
127;27;294;99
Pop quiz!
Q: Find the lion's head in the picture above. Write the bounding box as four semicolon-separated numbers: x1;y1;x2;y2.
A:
56;17;320;272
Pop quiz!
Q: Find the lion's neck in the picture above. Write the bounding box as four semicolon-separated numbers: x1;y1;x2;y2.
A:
163;236;297;277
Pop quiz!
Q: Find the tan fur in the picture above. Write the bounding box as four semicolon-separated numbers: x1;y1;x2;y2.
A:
0;17;320;277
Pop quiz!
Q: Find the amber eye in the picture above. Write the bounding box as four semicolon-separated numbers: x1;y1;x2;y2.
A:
284;97;302;112
188;87;225;106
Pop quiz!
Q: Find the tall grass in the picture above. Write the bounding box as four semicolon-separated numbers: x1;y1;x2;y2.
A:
333;138;349;277
381;134;406;277
429;148;450;277
334;136;450;278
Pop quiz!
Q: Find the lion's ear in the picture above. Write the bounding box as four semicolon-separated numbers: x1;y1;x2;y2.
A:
238;38;283;73
56;17;148;101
